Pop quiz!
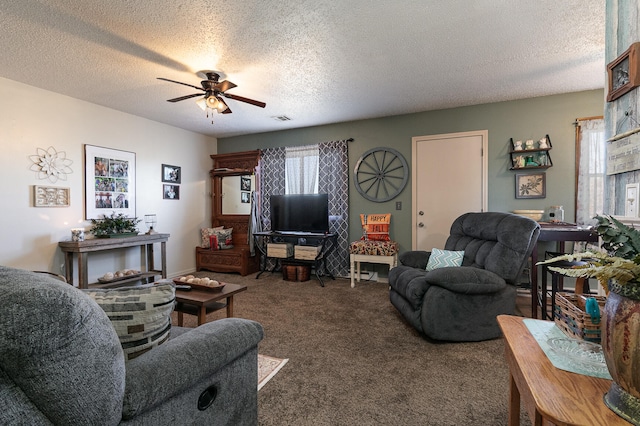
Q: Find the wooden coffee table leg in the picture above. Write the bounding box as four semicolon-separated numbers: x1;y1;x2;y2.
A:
198;306;207;325
226;296;234;317
508;373;520;426
177;311;184;326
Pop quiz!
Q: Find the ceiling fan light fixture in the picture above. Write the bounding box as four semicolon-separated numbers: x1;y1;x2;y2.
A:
195;97;207;111
215;98;228;113
205;95;218;109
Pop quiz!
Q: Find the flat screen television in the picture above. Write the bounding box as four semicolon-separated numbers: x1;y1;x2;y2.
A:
270;194;329;234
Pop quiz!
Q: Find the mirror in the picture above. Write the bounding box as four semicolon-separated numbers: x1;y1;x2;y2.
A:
221;175;254;215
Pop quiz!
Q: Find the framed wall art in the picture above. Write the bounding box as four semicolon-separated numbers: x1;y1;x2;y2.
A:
241;176;251;191
515;172;546;199
163;184;180;200
33;185;70;207
607;42;640;102
84;145;136;219
162;164;181;184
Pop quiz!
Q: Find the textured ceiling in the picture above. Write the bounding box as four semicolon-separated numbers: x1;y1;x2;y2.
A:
0;1;605;138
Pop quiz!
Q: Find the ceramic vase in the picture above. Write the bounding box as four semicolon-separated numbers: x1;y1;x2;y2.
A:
602;282;640;425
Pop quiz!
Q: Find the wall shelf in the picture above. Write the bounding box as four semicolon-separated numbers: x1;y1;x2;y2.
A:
509;135;553;170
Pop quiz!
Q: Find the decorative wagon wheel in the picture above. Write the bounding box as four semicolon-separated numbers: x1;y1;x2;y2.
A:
353;147;409;202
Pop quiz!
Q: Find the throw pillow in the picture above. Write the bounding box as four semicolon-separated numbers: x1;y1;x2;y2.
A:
360;213;391;241
213;228;234;250
82;282;175;361
425;248;465;271
201;226;225;248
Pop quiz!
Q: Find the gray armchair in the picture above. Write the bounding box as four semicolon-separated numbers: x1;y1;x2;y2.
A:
0;266;263;425
389;212;540;341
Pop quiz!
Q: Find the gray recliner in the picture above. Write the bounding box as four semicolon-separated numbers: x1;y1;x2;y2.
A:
0;266;263;425
389;212;540;342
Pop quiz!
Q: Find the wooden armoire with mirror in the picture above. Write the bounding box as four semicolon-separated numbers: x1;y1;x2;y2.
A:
195;150;261;275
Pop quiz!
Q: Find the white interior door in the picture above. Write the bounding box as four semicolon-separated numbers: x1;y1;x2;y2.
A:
412;131;487;250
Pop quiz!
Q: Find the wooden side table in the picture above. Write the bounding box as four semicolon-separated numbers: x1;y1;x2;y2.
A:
497;315;629;425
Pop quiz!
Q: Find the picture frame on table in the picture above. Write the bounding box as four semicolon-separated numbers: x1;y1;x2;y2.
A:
161;164;181;184
607;42;640;102
515;172;546;199
163;184;180;200
84;145;135;219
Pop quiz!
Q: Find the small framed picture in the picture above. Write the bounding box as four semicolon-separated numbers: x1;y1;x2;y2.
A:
241;191;250;203
607;42;640;102
515;172;546;199
163;184;180;200
162;164;181;184
241;176;251;191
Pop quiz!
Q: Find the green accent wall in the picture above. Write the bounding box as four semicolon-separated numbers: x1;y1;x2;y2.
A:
219;90;604;253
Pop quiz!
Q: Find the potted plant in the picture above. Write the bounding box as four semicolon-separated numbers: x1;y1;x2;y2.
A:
539;215;640;424
90;212;141;238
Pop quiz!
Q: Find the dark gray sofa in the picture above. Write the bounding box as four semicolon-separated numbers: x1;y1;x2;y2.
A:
389;212;540;342
0;266;263;425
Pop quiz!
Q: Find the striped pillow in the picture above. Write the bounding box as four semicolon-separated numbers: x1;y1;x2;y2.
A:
425;248;465;271
83;282;175;361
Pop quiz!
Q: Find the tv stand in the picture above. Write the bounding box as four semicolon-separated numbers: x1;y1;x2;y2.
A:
253;231;337;286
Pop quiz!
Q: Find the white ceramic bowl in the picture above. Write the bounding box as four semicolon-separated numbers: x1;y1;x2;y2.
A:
512;209;544;221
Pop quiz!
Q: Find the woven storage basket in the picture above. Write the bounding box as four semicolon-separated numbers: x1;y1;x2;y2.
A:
553;292;607;344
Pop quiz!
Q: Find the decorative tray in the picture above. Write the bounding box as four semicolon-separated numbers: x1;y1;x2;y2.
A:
546;337;608;375
172;278;225;291
97;272;141;283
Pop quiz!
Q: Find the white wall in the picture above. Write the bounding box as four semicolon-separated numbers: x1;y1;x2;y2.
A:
0;77;217;283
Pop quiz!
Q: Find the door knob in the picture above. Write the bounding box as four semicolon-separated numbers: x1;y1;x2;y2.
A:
418;222;425;228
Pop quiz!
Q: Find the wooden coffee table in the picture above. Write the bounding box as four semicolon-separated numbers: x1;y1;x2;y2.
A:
174;283;247;326
497;315;629;425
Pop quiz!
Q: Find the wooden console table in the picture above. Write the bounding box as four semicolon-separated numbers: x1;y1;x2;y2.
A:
58;233;169;289
497;315;628;425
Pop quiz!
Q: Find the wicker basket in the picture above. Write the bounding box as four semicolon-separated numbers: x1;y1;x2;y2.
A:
554;292;607;344
282;264;311;282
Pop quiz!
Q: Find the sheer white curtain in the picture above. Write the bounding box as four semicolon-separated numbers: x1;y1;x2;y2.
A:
285;145;319;194
576;118;605;227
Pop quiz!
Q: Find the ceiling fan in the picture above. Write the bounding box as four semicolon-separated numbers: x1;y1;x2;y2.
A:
157;70;266;116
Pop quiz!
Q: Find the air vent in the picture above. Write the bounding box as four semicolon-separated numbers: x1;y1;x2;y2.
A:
272;115;292;121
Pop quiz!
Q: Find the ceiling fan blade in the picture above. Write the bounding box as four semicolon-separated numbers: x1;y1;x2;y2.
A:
167;93;203;102
222;93;266;108
215;80;237;92
157;77;203;91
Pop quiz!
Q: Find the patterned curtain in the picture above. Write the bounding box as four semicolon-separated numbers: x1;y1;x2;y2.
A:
319;140;350;277
258;147;287;230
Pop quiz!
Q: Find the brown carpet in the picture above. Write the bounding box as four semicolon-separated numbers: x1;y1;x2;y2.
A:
172;271;531;426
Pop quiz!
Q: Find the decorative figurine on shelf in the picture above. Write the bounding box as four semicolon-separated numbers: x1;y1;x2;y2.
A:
539;137;549;149
514;155;525;168
514;140;523;150
537;153;547;166
525;156;539;167
525;139;535;150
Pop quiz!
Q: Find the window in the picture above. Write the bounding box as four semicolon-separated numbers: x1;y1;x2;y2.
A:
575;117;605;226
285;145;319;194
